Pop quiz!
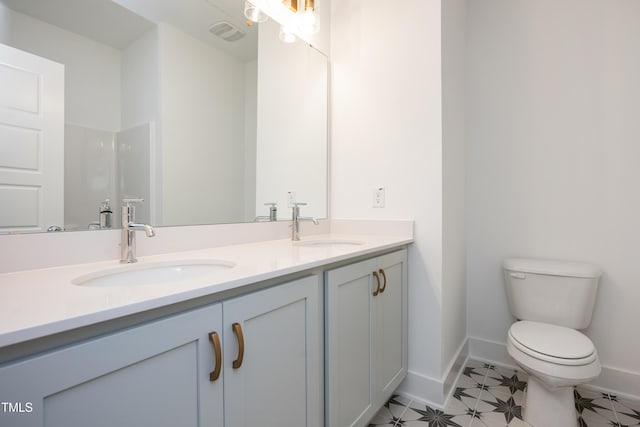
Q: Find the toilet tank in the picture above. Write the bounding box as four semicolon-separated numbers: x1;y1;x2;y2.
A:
503;258;601;329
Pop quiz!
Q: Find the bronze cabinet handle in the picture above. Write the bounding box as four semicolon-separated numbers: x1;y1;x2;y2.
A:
208;332;222;381
379;269;387;294
373;271;381;296
232;322;245;369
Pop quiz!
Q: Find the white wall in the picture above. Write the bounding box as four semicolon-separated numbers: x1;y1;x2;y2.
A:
441;0;467;388
466;0;640;393
331;0;452;404
158;24;247;225
120;28;160;223
243;60;258;222
256;20;328;220
0;4;121;132
333;0;640;400
117;123;153;225
121;28;158;130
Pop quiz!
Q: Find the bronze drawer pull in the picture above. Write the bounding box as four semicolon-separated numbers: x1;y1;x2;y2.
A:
373;271;381;296
208;332;222;381
379;269;387;294
232;322;245;369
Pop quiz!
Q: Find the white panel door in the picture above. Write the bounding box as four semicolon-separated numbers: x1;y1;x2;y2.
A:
0;43;64;233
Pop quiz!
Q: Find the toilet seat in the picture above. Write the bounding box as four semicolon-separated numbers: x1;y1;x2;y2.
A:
508;321;597;366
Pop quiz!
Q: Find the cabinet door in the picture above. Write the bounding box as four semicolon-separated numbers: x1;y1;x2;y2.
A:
222;275;322;427
325;250;408;427
373;250;408;408
0;304;223;427
325;258;378;427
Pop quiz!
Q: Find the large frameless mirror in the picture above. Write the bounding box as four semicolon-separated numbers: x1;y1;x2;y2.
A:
0;0;328;234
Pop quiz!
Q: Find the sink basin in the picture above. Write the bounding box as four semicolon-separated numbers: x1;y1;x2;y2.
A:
73;259;235;287
294;239;364;248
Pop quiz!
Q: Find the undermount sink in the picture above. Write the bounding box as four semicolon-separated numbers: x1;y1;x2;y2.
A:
294;239;364;248
72;259;236;287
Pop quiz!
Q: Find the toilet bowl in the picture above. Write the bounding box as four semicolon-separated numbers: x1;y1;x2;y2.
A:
502;258;602;427
507;321;601;427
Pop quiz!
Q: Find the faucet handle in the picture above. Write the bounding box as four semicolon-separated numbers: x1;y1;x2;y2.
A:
123;198;144;207
292;202;308;207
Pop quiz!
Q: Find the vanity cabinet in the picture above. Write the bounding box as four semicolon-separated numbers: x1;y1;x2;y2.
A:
324;250;408;427
0;275;321;427
0;304;224;427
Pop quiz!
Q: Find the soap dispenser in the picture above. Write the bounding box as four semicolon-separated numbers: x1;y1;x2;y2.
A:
265;202;277;221
99;199;112;229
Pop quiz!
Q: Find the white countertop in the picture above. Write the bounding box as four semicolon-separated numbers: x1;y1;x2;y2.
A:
0;233;412;348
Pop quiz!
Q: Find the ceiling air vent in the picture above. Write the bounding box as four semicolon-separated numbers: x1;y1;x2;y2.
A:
209;21;246;42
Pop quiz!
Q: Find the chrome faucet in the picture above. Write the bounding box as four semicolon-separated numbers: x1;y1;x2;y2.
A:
266;202;277;221
291;202;319;241
254;203;278;222
120;198;155;263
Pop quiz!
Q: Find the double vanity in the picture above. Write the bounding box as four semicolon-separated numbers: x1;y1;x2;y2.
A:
0;1;400;425
0;222;412;427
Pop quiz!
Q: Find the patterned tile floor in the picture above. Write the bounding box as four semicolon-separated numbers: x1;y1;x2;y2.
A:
369;359;640;427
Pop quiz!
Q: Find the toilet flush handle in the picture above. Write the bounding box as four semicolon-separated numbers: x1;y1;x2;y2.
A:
510;272;526;280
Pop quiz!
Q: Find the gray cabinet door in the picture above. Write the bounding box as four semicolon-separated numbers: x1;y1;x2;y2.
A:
0;304;223;427
222;275;322;427
325;257;378;427
372;250;408;408
325;250;408;427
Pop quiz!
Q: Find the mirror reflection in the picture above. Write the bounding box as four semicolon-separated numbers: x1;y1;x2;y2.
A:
0;0;327;234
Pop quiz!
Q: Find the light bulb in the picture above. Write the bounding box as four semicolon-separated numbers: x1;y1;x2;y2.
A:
244;1;268;23
300;7;319;34
279;25;297;43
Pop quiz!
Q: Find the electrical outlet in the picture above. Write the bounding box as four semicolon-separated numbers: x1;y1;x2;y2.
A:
287;191;297;208
372;187;385;208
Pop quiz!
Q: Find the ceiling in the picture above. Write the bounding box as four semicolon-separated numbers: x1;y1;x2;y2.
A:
0;0;258;61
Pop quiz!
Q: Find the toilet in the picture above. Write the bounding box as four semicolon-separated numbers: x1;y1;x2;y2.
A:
503;258;602;427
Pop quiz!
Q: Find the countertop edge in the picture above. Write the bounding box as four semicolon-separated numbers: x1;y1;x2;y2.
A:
0;235;412;349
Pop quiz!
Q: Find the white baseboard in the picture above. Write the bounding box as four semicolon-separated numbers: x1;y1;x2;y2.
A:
396;336;640;407
397;370;448;408
396;340;469;408
468;336;640;400
468;335;515;367
442;340;469;402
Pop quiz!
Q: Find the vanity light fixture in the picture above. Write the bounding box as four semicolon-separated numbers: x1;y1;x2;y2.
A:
300;0;319;35
281;0;298;12
244;0;268;24
245;0;319;43
279;25;298;43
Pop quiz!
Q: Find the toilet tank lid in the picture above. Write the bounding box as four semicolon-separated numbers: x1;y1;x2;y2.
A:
503;258;601;278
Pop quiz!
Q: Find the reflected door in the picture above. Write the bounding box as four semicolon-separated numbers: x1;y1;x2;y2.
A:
0;43;64;233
